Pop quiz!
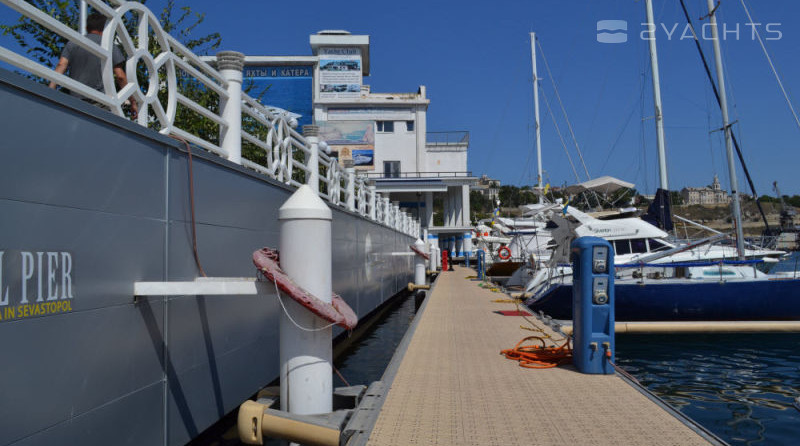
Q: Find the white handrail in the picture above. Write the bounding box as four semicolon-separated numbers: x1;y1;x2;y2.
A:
0;0;420;236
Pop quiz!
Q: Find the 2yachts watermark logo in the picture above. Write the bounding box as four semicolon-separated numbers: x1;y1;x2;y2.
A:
597;20;628;43
597;19;782;43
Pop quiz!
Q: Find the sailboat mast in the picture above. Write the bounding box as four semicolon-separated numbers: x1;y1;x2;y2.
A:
705;0;745;259
530;32;543;203
645;0;669;191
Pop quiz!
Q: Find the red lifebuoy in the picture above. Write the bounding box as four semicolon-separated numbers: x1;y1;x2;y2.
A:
497;246;511;260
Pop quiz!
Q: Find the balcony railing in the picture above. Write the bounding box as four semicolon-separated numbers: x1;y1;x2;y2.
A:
365;171;473;179
426;131;470;146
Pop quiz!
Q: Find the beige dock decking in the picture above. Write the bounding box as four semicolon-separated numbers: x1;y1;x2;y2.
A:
367;266;711;445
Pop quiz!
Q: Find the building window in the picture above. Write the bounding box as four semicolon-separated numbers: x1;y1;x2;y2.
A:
406;120;415;132
377;121;394;133
384;161;400;178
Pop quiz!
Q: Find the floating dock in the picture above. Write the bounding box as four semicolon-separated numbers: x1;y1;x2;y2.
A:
363;266;719;445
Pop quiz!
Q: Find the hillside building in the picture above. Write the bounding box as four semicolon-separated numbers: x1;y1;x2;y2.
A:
680;175;731;206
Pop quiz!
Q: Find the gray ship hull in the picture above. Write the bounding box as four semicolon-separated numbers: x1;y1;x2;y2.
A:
0;69;414;445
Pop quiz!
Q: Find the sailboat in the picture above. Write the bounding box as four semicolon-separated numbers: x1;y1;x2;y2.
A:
474;33;556;274
523;0;800;321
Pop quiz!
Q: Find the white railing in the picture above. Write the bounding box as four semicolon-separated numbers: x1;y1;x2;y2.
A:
0;0;419;237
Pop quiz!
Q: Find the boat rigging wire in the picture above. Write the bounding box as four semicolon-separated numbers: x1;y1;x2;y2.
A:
540;87;581;183
677;0;771;234
599;77;644;175
739;0;800;133
536;39;591;181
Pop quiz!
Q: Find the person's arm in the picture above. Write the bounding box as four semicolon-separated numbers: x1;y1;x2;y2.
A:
113;65;138;118
49;57;69;89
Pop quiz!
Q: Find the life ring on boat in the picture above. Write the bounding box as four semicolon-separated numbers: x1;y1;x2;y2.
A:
498;246;512;260
253;247;357;330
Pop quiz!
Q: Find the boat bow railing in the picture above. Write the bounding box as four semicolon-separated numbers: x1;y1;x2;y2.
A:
0;0;419;237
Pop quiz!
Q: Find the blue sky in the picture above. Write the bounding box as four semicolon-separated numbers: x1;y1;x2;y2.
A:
3;0;800;195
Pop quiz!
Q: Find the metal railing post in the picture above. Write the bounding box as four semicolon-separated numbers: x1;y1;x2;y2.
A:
303;125;320;194
345;167;355;212
383;197;391;226
368;186;377;221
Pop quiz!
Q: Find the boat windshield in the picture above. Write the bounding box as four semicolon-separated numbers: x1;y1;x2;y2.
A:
613;240;631;255
631;238;647;254
647;238;670;252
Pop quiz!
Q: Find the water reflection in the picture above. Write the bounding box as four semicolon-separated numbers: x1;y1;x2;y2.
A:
616;333;800;445
334;292;419;387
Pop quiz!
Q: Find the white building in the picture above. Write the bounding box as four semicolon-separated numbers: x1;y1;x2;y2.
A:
234;31;476;256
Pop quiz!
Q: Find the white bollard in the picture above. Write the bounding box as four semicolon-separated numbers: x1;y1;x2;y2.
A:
427;233;439;270
217;51;245;164
414;239;426;286
278;185;332;416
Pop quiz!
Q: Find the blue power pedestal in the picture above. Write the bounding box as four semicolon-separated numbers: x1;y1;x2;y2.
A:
571;236;615;375
476;249;485;280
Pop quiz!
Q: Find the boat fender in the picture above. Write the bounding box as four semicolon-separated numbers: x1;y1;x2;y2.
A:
253;248;357;330
409;243;430;260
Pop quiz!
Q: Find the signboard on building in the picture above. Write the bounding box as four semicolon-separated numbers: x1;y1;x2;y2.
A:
319;121;374;169
318;48;362;100
243;65;313;128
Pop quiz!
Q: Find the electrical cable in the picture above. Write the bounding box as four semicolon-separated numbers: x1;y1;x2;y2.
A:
170;136;207;278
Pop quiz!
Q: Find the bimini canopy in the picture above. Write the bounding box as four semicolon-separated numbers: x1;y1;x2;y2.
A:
564;176;634;195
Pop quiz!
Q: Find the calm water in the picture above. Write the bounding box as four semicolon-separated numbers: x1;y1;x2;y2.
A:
333;292;420;387
617;334;800;445
613;251;800;445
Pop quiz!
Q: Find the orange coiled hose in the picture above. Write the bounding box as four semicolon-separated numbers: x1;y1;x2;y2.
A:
500;336;572;369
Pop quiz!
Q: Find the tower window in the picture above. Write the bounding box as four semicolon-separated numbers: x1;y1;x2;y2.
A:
377;121;394;133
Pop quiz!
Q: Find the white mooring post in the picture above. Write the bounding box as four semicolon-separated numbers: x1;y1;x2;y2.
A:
217;51;245;164
278;185;332;416
303;125;320;194
414;239;426;286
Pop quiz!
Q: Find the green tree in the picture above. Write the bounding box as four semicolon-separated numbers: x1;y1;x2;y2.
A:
758;194;779;204
469;190;491;221
2;1;279;170
670;191;684;206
